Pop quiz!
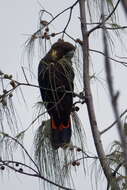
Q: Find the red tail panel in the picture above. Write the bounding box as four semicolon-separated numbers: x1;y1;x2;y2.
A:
59;120;71;130
51;118;72;149
51;119;57;129
51;119;71;130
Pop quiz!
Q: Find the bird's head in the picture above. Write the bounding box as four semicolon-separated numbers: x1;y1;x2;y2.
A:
50;40;75;61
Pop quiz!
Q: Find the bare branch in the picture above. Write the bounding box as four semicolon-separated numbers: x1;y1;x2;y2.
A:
21;66;29;84
0;160;38;174
2;160;74;190
0;133;40;173
105;26;127;30
62;2;76;38
79;0;119;188
89;49;127;67
101;0;127;179
121;0;127;16
112;161;124;177
101;109;127;135
88;0;121;35
33;0;79;37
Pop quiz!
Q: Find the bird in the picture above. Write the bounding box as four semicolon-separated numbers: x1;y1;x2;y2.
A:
38;39;75;149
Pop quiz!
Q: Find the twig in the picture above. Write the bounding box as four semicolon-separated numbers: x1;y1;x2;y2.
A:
88;0;121;35
1;74;85;101
62;5;73;38
112;161;124;177
1;160;38;174
105;26;127;30
65;32;76;42
89;49;127;67
39;9;54;19
101;109;127;135
1;133;40;173
3;162;74;190
21;66;29;84
33;0;79;37
1;133;75;189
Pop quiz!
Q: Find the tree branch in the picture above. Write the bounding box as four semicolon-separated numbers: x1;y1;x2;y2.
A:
88;0;121;35
101;109;127;135
2;161;74;190
89;49;127;67
121;0;127;16
33;0;79;37
0;133;40;173
101;0;127;182
79;0;119;188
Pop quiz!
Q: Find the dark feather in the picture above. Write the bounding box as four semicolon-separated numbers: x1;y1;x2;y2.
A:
38;41;75;148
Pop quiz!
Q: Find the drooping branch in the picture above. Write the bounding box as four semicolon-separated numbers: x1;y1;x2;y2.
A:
0;133;40;173
1;160;74;190
0;135;74;190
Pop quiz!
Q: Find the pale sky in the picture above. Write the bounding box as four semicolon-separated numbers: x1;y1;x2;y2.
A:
0;1;127;190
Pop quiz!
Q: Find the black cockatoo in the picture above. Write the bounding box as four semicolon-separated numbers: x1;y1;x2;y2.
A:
38;40;75;149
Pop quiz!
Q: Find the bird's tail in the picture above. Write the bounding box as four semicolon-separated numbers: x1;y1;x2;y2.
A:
51;118;72;149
